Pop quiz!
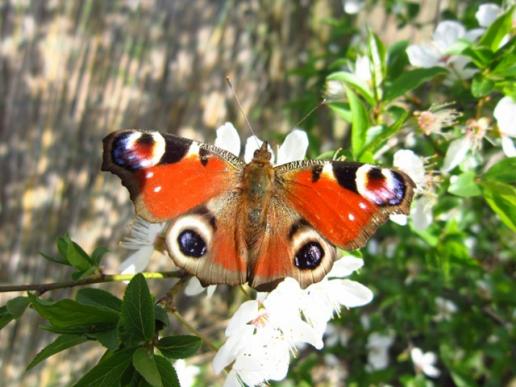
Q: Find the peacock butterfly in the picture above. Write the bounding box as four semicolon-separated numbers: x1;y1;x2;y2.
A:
102;130;414;291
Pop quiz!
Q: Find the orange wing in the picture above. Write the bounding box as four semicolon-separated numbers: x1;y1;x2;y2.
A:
102;130;244;222
103;130;247;285
275;160;415;250
249;198;336;291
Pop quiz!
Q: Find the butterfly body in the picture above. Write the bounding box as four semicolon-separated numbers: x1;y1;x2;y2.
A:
103;129;415;291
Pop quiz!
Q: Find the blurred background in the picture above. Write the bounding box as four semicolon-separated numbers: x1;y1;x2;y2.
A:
1;0;514;386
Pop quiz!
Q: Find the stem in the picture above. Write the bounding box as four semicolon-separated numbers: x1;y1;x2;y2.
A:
0;271;183;295
172;310;219;352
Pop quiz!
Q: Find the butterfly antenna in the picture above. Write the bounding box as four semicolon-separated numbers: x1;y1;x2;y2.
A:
225;76;258;140
294;98;327;128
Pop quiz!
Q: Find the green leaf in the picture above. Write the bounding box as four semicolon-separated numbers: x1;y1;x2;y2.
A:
26;334;87;371
481;180;516;231
39;251;69;266
76;288;122;313
155;356;180;387
327;72;375;105
6;296;29;318
121;273;155;341
359;107;409;156
73;349;134;387
345;87;369;161
483;157;516;184
367;30;386;101
91;329;120;351
58;235;93;271
384;67;447;101
0;306;14;330
91;247;109;266
471;74;494;97
479;7;515;51
387;40;409;77
328;102;352;122
29;294;119;329
133;348;163;387
448;171;481;197
157;335;202;359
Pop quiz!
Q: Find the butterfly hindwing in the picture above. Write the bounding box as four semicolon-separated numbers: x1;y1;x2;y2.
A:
102;130;244;222
249;199;336;291
275;160;415;250
164;194;248;286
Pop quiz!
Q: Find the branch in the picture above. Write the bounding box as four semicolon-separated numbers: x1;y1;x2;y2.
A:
0;271;184;295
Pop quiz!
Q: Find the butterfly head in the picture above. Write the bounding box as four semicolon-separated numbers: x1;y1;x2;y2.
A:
252;141;272;164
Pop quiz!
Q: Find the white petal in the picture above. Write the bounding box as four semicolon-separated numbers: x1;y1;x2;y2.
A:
433;21;466;52
215;122;241;156
206;285;217;298
275;129;309;165
174;360;200;387
328;256;364;278
332;279;374;308
494;96;516;137
244;135;272;164
411;197;434;230
223;370;242;387
342;0;364;14
368;350;389;370
184;277;206;296
354;55;372;83
476;3;501;27
406;44;440;68
225;300;259;336
390;214;408;225
423;364;441;378
393;149;426;189
410;347;424;365
441;136;472;172
501;136;516;157
213;332;250;375
464;28;485;42
119;246;154;275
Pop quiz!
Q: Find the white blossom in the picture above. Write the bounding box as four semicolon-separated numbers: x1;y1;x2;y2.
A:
407;21;481;80
174;359;200;387
411;347;441;378
391;149;436;230
213;255;373;386
442;136;473;172
119;218;166;275
494;96;516;157
433;297;458;322
366;332;395;371
475;3;501;27
342;0;364;14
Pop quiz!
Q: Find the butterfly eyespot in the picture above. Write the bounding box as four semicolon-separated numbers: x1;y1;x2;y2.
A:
294;241;324;270
177;229;207;258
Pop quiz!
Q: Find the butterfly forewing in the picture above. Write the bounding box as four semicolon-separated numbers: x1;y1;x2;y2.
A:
275;160;415;250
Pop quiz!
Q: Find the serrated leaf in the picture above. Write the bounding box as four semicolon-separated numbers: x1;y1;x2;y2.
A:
73;349;134;387
121;273;155;341
448;171;481;197
6;296;29;318
155;356;180;387
481;180;516;231
133;348;163;387
26;334;87;371
29;294;119;329
483;157;516;184
157;335;202;359
76;288;122;313
345;87;369;161
384;67;447;101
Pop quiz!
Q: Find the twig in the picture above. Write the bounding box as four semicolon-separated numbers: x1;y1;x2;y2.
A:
0;271;183;295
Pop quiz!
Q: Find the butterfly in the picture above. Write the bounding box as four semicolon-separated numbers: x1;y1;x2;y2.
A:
102;129;415;291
